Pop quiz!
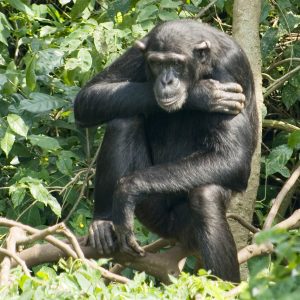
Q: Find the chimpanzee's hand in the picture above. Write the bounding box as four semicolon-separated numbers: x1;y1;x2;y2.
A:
206;79;246;114
190;79;246;114
114;224;145;257
88;220;117;255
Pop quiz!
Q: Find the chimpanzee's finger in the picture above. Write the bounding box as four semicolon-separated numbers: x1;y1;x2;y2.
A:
126;234;145;256
214;91;246;103
217;82;243;93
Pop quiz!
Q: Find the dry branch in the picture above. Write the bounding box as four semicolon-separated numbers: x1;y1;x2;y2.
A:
264;163;300;229
238;209;300;264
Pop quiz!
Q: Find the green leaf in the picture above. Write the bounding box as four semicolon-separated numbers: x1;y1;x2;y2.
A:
7;114;29;138
65;49;92;72
40;26;57;37
9;185;26;208
6;0;34;17
160;0;181;9
26;54;37;91
265;144;293;177
261;28;279;60
36;49;64;75
282;84;300;109
77;48;92;72
288;130;300;149
71;0;90;19
56;155;73;176
248;255;271;277
28;182;61;217
1;130;15;157
29;135;61;151
137;5;158;22
158;10;179;21
19;93;66;113
36;266;57;281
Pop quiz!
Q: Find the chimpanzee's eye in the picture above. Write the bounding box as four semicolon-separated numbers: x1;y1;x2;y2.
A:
149;60;163;75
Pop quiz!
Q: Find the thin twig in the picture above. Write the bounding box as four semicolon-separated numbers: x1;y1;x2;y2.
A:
238;209;300;264
0;227;27;286
18;223;65;244
262;119;300;132
264;163;300;229
86;259;130;284
0;218;129;284
195;0;218;19
275;209;300;230
224;282;247;298
264;65;300;97
227;213;260;233
64;143;102;222
0;218;78;259
0;248;31;277
266;57;300;71
59;227;85;260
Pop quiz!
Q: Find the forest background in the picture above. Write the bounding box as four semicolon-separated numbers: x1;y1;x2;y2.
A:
0;0;299;299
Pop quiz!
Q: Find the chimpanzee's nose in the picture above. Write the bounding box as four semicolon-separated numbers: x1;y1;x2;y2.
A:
161;70;175;87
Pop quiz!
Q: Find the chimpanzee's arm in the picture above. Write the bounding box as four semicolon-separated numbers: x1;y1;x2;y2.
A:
74;47;160;127
186;48;252;115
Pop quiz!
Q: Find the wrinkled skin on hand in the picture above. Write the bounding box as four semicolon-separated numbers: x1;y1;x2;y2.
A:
114;224;145;256
191;79;246;115
88;220;144;256
88;220;118;255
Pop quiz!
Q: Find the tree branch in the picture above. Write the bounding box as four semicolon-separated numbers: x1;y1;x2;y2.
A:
262;119;300;132
227;213;260;233
264;65;300;97
263;163;300;229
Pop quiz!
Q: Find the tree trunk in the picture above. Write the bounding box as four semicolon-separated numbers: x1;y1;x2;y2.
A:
230;0;263;279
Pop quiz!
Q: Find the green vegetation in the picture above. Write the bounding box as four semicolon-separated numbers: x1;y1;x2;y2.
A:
0;0;299;299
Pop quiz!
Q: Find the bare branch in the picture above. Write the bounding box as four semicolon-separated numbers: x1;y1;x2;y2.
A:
264;163;300;229
195;0;218;19
227;213;260;233
266;58;300;71
238;209;300;264
18;223;65;244
0;227;27;286
64;142;101;222
59;226;86;260
262;119;300;132
0;248;31;277
264;65;300;97
0;218;78;259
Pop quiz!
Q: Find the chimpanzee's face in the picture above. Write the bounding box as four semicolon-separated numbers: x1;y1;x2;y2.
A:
136;38;212;112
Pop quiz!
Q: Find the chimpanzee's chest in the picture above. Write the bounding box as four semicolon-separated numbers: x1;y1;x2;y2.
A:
145;110;224;164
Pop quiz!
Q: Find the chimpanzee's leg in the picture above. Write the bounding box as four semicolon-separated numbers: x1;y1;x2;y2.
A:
89;116;152;254
185;185;240;282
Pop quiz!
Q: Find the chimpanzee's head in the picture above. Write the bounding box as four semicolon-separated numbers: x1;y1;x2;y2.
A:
135;20;213;112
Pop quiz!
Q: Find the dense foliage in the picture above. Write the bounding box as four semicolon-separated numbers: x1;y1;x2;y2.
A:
0;0;299;299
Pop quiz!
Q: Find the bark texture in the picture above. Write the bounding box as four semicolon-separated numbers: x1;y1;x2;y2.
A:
230;0;263;279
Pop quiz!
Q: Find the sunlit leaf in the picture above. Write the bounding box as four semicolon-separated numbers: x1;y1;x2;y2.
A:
70;0;90;19
19;93;66;113
7;114;29;138
26;54;36;91
29;135;61;151
6;0;34;17
1;130;15;157
28;182;61;217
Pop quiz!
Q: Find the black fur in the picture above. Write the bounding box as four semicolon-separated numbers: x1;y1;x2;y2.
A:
74;20;258;282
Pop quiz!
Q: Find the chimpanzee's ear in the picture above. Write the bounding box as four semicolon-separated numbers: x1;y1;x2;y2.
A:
134;36;149;52
193;40;211;62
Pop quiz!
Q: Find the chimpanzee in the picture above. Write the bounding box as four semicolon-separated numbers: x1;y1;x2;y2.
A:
74;20;258;282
